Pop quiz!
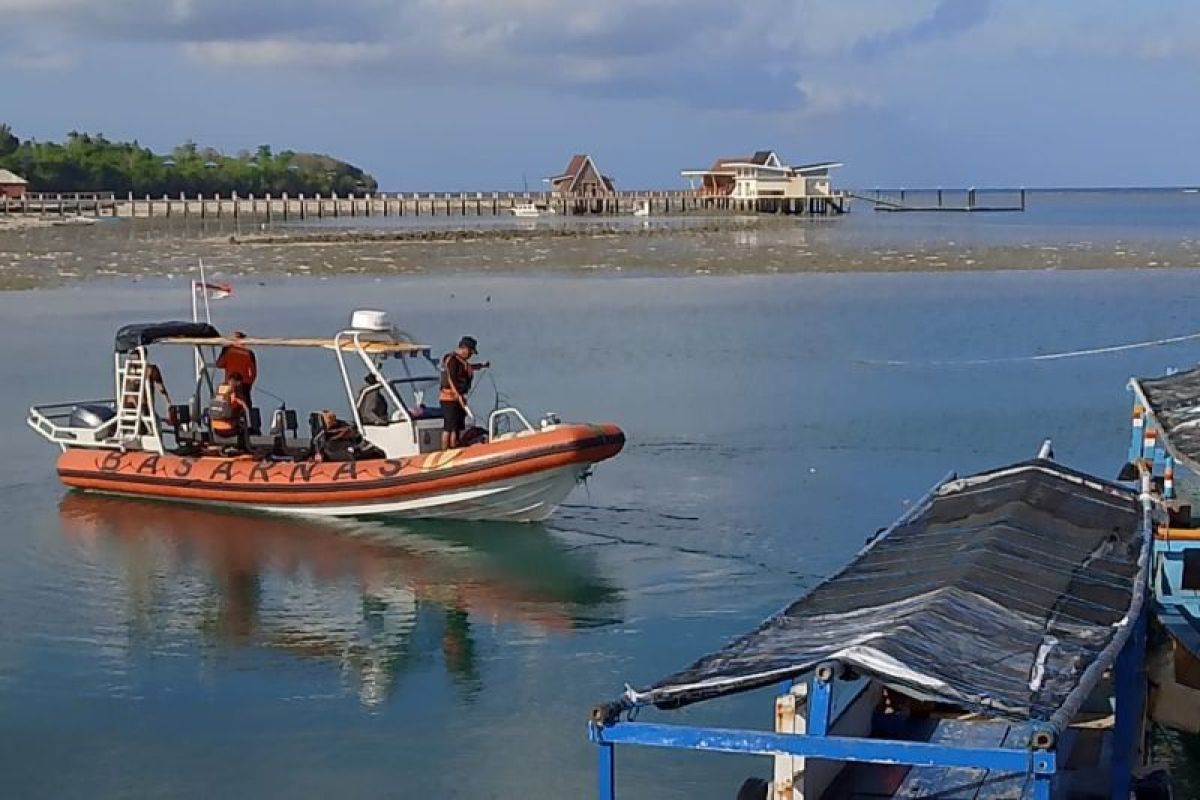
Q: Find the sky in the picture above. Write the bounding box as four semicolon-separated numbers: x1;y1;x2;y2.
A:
2;0;1198;190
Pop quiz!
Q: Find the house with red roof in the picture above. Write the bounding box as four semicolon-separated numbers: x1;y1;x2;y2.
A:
0;169;28;200
548;154;615;198
681;150;842;207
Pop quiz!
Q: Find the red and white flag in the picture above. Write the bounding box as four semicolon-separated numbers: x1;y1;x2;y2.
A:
193;281;233;300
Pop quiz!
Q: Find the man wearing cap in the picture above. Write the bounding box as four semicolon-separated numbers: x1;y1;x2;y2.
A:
439;336;489;449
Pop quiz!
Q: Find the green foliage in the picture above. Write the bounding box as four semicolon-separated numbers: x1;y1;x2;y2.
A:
0;124;378;195
0;125;18;158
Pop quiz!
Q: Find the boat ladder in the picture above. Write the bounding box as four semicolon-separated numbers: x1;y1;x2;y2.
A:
115;356;148;439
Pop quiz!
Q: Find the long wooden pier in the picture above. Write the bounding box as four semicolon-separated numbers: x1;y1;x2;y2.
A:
851;187;1025;213
0;189;848;220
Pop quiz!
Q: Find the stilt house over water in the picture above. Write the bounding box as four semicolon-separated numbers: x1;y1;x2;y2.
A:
681;150;845;214
548;154;615;199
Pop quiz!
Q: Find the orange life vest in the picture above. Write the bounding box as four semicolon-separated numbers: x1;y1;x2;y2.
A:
439;353;472;404
209;382;244;435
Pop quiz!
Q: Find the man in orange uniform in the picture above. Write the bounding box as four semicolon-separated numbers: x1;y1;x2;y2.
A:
439;336;489;450
217;331;258;433
217;331;257;407
209;373;250;450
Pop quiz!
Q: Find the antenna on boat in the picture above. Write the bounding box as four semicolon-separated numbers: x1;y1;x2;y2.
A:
190;258;215;387
197;258;213;325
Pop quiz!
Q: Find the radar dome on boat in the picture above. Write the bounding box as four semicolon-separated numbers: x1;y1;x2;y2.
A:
350;309;390;331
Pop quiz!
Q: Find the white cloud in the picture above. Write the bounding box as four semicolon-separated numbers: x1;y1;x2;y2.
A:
2;48;75;71
185;40;390;68
795;79;881;116
5;0;1199;113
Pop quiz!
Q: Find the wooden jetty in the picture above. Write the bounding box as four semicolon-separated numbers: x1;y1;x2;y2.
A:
0;192;119;216
852;187;1026;213
0;189;848;220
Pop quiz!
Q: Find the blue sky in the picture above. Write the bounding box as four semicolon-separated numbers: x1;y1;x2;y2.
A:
2;0;1198;190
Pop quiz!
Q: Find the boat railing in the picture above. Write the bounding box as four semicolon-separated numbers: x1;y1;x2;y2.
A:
488;406;536;440
27;400;121;449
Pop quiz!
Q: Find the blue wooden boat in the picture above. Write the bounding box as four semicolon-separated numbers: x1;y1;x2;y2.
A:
1127;368;1200;735
589;453;1155;799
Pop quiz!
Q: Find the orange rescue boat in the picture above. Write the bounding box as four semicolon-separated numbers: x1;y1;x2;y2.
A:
29;311;623;522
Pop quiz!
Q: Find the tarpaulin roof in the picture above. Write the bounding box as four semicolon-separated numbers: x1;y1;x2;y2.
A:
1132;368;1200;473
115;321;221;352
619;460;1150;731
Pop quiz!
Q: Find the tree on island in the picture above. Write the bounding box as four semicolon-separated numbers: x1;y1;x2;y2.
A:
0;125;378;196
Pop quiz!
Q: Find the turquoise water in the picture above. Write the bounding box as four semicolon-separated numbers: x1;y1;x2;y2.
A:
0;270;1198;796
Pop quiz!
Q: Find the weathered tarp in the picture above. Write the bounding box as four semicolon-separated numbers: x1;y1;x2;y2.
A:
115;321;221;352
622;460;1149;731
1134;368;1200;473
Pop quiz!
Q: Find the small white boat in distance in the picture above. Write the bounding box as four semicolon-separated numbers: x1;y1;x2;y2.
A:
632;199;651;218
510;202;556;218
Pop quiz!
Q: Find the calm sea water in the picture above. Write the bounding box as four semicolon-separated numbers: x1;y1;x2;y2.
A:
2;269;1199;797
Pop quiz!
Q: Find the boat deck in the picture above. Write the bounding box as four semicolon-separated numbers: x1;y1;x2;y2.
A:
829;717;1115;799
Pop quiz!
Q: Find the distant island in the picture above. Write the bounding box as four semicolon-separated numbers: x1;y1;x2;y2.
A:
0;124;378;196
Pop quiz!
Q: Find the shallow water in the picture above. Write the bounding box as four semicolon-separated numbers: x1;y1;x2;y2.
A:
3;270;1200;796
1;189;1199;288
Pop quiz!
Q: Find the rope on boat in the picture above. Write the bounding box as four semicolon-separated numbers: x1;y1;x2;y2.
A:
860;329;1200;367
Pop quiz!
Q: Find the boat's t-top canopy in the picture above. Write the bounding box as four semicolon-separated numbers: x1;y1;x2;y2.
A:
608;459;1151;733
115;321;221;352
159;334;431;357
114;321;432;357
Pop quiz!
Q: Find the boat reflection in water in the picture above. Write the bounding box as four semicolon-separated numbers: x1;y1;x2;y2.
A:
57;493;620;706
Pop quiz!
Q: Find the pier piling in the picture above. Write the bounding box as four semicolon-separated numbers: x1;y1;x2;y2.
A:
3;187;853;220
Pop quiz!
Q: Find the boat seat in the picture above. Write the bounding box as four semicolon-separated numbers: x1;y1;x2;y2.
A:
242;435;313;461
167;404;209;454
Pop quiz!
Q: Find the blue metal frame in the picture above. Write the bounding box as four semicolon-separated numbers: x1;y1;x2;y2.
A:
807;669;833;736
1110;603;1148;800
589;721;1056;773
590;614;1149;800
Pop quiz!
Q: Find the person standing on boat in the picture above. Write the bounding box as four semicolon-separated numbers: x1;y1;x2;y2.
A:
217;331;257;408
217;331;258;434
439;336;489;450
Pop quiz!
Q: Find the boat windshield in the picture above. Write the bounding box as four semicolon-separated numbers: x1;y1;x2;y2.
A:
387;376;440;416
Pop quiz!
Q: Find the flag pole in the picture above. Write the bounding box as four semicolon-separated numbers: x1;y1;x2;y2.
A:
198;258;213;325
